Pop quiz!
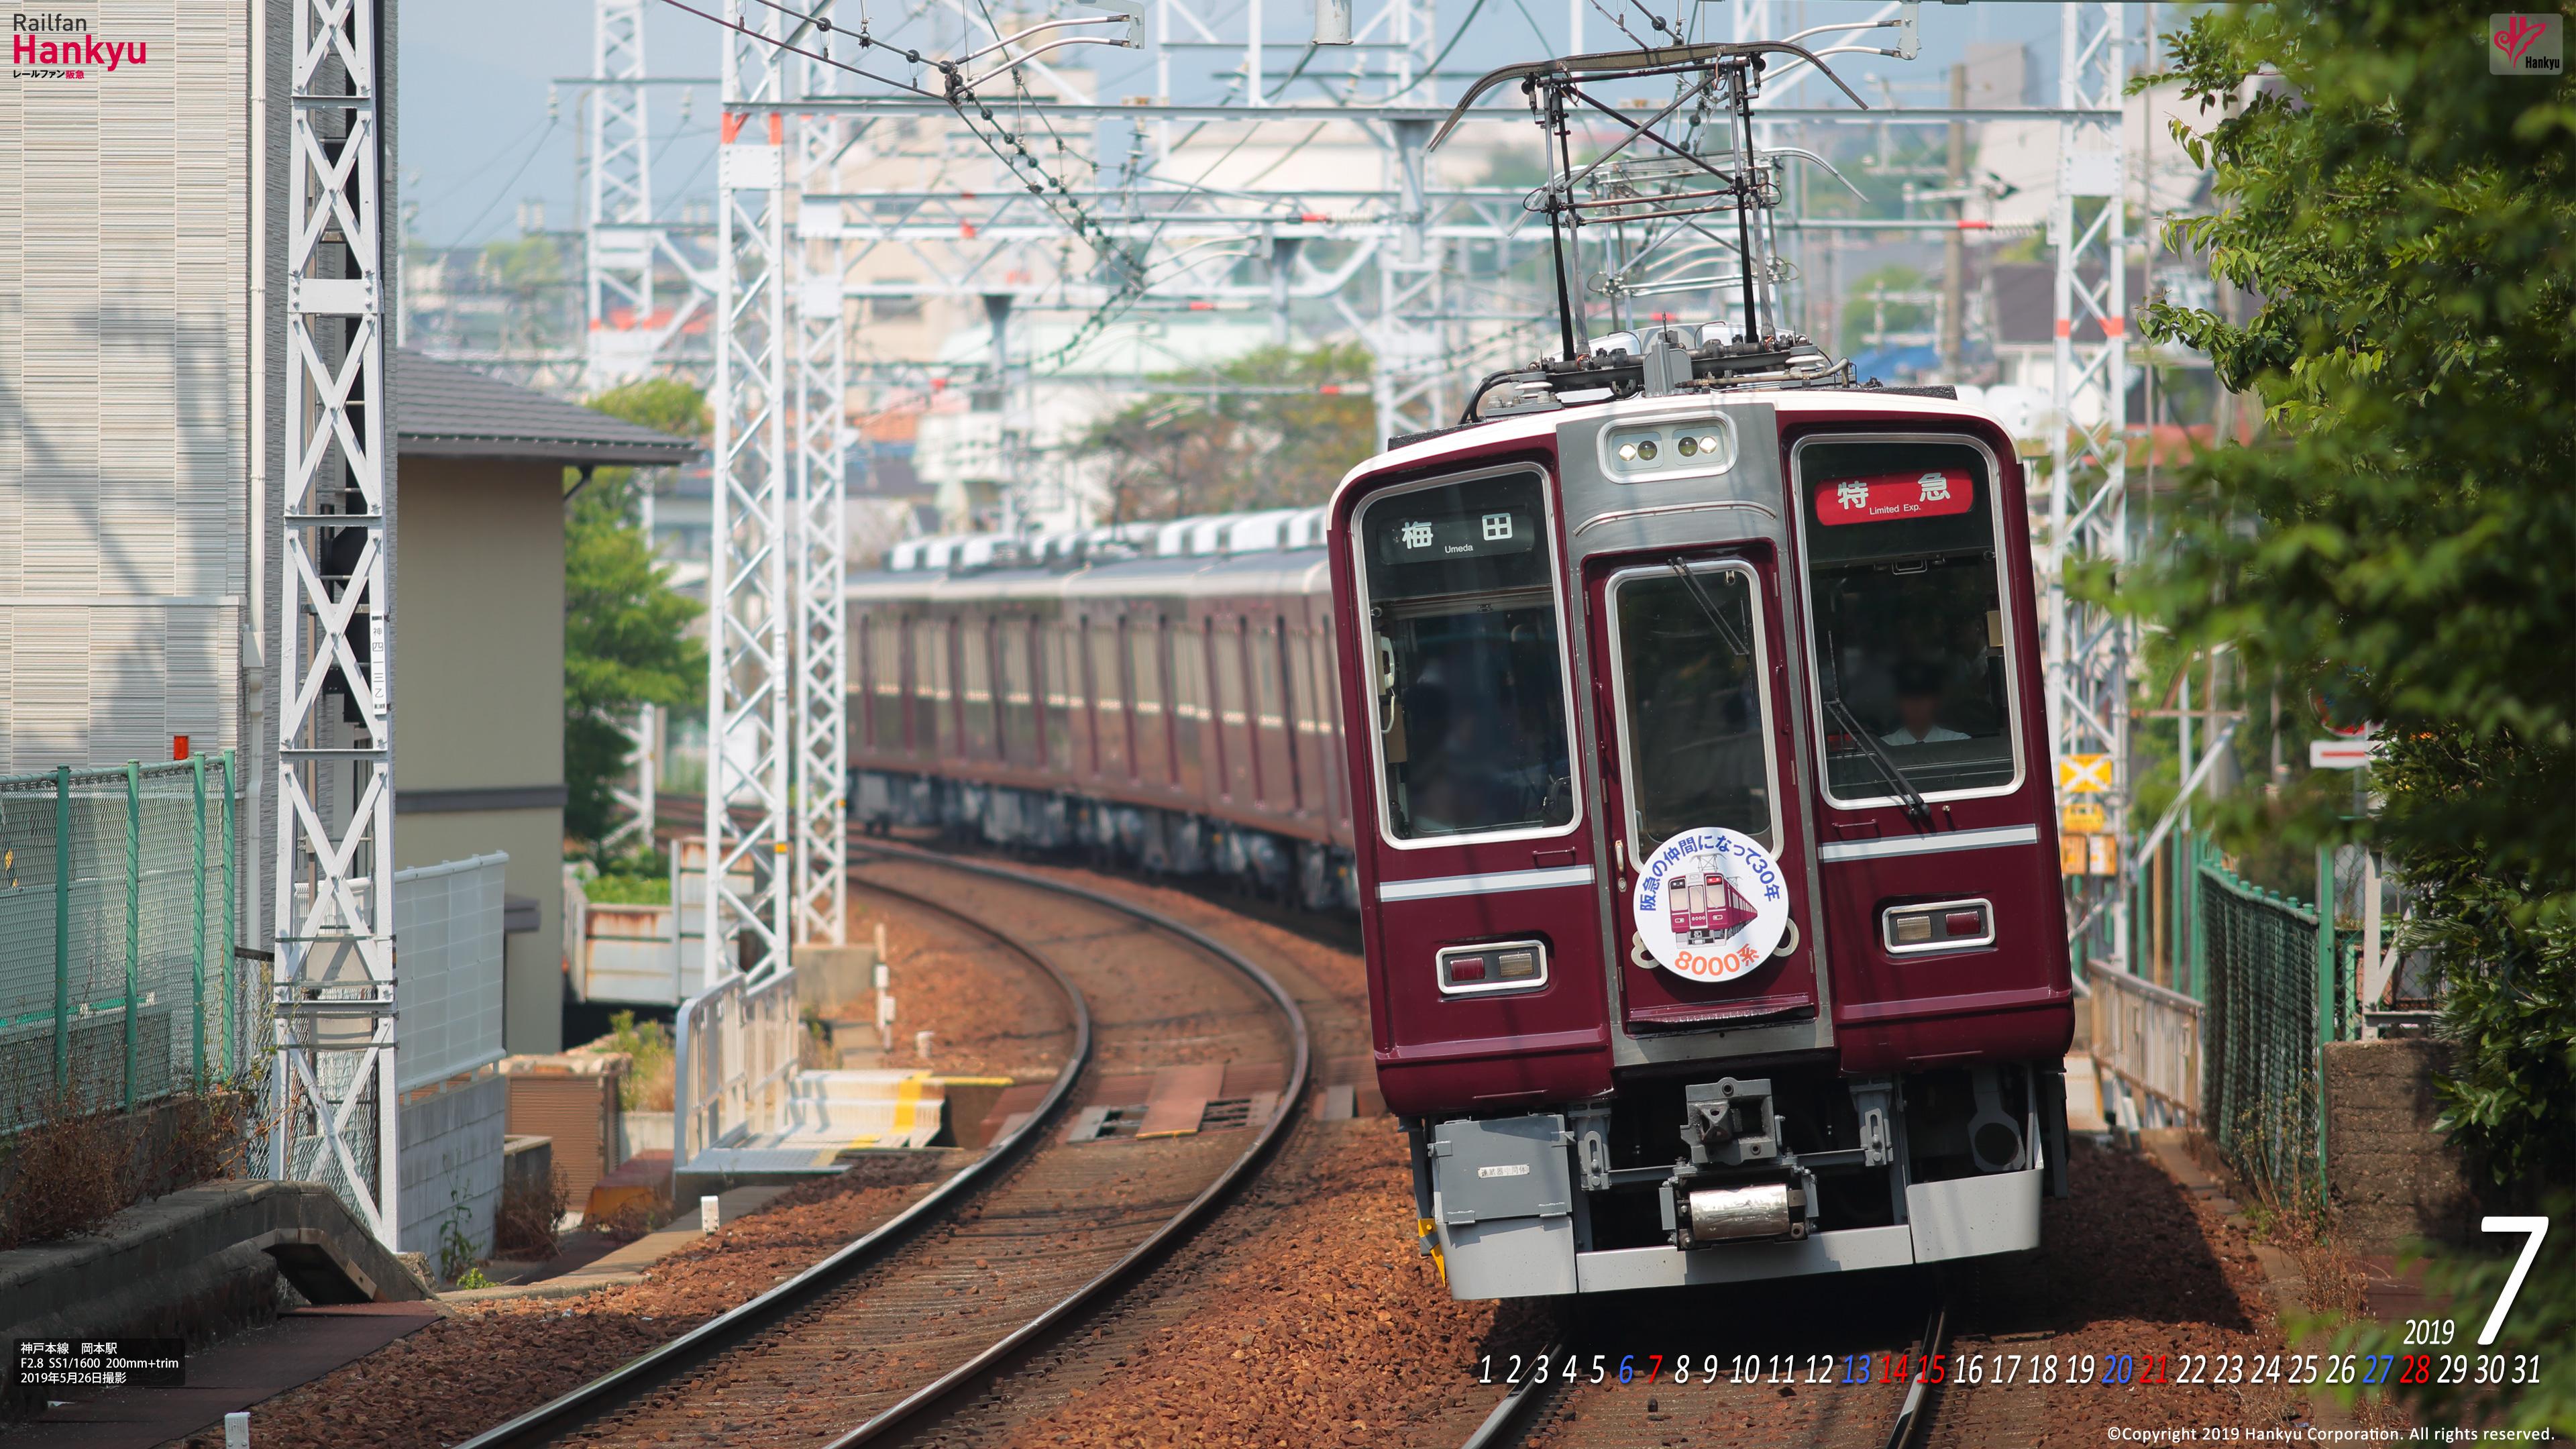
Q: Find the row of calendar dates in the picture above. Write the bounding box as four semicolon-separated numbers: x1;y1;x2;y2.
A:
1475;1352;2548;1389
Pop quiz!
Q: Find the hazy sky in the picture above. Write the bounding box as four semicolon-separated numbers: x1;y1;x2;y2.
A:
398;0;2076;252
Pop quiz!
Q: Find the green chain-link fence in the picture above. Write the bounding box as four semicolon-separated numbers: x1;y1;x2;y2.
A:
2198;853;2359;1203
0;754;256;1136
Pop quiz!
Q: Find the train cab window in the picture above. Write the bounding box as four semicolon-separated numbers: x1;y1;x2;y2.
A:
1356;471;1576;843
1607;563;1776;855
1797;437;2020;804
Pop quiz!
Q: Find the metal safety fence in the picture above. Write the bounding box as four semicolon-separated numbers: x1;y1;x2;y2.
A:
0;755;258;1136
2088;963;2202;1129
2198;856;2356;1202
674;965;800;1165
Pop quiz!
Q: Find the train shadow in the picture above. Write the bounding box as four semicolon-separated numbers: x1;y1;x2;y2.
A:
1945;1137;2257;1338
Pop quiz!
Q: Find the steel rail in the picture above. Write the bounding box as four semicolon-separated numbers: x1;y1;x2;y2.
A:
1882;1301;1949;1449
460;841;1311;1449
818;839;1313;1446
1458;1337;1568;1449
451;873;1095;1449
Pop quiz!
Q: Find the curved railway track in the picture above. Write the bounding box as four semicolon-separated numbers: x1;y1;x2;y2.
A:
456;847;1309;1449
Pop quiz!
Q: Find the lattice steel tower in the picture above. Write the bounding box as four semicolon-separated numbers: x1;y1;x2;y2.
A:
274;0;399;1245
790;18;849;950
2044;0;2133;963
704;0;796;987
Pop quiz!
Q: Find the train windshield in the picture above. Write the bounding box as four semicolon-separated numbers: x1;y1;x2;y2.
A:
1358;471;1575;842
1609;563;1775;854
1799;437;2019;803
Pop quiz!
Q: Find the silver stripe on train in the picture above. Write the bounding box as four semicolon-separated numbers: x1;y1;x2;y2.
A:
1377;864;1598;902
1816;824;2042;863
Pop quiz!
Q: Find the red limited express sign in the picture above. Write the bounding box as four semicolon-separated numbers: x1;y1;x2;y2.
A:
1814;469;1974;525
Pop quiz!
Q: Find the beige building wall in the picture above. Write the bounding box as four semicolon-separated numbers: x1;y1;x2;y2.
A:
392;457;566;1055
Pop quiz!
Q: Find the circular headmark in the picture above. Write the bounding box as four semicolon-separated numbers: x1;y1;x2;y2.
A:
1630;826;1791;983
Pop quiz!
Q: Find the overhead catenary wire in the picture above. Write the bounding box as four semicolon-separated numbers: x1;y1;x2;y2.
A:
655;0;1175;369
447;115;561;246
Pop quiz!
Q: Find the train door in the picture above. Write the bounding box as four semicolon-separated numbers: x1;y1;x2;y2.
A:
1085;615;1130;782
999;616;1036;767
1129;612;1171;788
1172;617;1205;797
1252;613;1295;810
910;616;949;759
1275;616;1307;814
963;619;998;759
1212;614;1254;802
1587;553;1823;1030
1044;619;1077;775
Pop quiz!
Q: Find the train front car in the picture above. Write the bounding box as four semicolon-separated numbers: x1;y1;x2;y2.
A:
1329;384;2074;1300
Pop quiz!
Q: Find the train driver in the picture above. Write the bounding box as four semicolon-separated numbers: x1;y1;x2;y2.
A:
1880;660;1968;747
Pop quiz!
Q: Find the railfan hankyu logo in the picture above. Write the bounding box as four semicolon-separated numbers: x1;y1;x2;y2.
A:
2489;13;2564;74
11;11;152;78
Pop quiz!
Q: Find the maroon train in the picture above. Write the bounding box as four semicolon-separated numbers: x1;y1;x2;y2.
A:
1317;369;2074;1299
847;372;2074;1301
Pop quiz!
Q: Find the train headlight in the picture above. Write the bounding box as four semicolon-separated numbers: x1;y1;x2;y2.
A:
1880;898;1996;955
1437;939;1550;995
1617;443;1638;462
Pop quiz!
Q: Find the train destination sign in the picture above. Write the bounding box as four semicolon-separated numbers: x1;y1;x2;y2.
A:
1371;507;1539;564
1630;826;1790;982
1813;469;1976;525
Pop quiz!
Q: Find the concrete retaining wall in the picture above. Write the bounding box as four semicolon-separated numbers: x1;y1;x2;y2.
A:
397;1068;507;1263
2324;1038;2479;1254
0;1179;431;1409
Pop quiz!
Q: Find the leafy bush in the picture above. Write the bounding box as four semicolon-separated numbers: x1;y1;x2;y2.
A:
2141;1;2575;1431
583;871;670;906
600;1009;676;1112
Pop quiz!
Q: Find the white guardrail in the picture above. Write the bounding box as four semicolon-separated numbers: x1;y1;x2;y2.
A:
674;964;801;1163
2088;961;2202;1127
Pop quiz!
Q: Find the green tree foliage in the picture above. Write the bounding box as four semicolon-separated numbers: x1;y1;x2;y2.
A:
2136;5;2572;1426
1077;344;1375;521
564;381;709;846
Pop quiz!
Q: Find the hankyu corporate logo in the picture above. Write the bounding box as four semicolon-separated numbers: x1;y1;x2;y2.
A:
11;11;151;79
2489;13;2565;74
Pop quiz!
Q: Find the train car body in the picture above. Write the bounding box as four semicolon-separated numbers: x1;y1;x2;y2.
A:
1326;381;2074;1300
846;532;1365;912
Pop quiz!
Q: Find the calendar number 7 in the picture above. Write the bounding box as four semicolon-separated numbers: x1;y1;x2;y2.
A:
2476;1216;2549;1347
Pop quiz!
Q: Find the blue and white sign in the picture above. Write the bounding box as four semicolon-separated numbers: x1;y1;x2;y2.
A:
1631;826;1789;982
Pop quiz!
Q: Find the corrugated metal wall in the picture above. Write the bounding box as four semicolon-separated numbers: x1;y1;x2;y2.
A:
0;0;249;773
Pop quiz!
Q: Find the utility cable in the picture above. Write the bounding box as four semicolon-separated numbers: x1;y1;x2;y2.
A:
447;117;561;246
